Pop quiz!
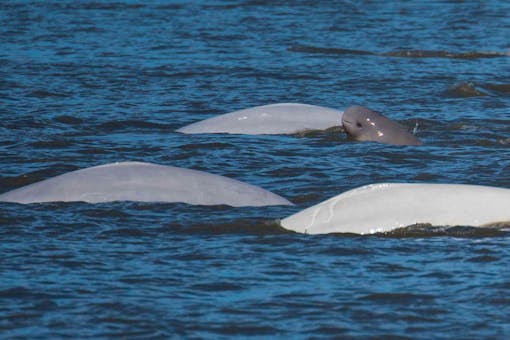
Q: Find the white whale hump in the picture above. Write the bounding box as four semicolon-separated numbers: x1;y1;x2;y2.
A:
281;183;510;235
176;103;344;135
0;162;293;207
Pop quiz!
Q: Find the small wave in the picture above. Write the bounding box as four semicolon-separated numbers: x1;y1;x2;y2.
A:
169;219;288;236
59;2;145;10
359;292;436;304
235;68;324;80
96;120;175;132
32;33;71;42
379;224;510;238
288;45;375;55
179;142;235;150
443;81;510;98
155;4;186;10
288;46;507;59
29;139;76;149
204;324;280;337
190;282;244;292
0;286;54;300
95;228;152;239
383;50;506;59
30;90;70;98
141;69;202;78
484;83;510;94
466;255;500;263
53;115;84;125
202;1;273;10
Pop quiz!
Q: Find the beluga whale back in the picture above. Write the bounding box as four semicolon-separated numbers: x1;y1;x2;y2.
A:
281;183;510;234
0;162;293;207
176;103;344;135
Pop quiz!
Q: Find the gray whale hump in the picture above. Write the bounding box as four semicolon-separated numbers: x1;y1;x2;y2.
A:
0;162;293;207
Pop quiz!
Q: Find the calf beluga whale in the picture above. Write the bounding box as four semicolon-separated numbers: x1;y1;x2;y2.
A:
280;183;510;235
177;103;422;146
0;162;292;207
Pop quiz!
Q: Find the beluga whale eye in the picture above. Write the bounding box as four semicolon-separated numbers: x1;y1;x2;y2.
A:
356;122;362;128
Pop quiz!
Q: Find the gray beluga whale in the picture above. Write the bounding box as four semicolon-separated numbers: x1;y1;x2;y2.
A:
176;103;344;135
342;106;423;145
280;183;510;235
0;162;293;207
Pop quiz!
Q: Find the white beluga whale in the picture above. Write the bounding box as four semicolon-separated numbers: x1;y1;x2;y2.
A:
280;183;510;235
0;162;293;207
177;103;422;146
176;103;343;135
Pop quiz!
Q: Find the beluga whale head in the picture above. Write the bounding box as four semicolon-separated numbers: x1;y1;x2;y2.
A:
341;105;423;146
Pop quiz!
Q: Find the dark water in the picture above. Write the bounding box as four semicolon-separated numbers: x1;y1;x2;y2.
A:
1;1;510;338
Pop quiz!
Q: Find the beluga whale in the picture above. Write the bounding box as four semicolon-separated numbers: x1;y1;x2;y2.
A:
280;183;510;235
0;162;293;207
177;103;422;146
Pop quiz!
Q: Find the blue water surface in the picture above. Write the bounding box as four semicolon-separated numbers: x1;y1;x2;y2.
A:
1;1;510;338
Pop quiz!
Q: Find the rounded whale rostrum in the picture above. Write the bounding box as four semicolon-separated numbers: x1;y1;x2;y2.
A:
0;162;293;207
342;105;422;146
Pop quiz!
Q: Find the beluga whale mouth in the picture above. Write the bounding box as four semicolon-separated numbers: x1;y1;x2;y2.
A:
341;105;423;146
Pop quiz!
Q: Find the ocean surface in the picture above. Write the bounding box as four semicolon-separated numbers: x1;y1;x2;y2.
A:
1;0;510;338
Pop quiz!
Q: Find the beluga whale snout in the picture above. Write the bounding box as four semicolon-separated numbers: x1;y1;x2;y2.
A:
342;105;423;146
